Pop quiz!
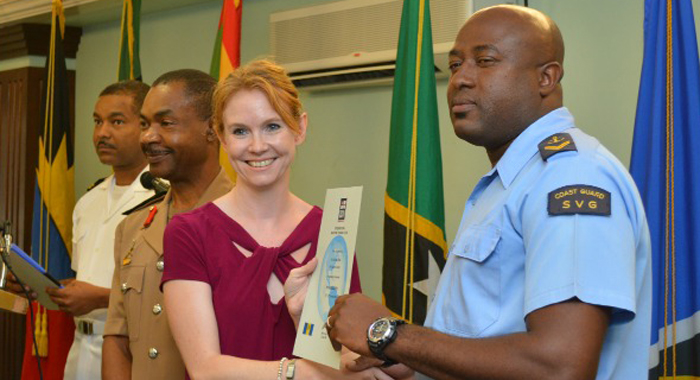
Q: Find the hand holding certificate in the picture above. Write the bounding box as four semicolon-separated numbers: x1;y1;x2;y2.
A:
293;186;363;368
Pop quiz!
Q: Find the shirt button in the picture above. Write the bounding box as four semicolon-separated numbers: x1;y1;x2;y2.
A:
148;348;158;359
121;283;127;293
156;259;164;272
152;304;162;315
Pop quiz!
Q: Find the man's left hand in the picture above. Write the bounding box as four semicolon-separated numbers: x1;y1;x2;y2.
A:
46;279;109;316
328;293;394;357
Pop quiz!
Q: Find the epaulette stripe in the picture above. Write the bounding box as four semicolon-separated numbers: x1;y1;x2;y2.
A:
86;177;107;191
122;193;166;216
538;132;578;161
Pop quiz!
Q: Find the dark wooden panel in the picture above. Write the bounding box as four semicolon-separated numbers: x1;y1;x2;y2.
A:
0;311;25;380
0;68;33;251
0;67;30;380
0;24;82;61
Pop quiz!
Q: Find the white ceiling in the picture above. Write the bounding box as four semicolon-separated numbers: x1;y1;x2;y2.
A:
0;0;220;27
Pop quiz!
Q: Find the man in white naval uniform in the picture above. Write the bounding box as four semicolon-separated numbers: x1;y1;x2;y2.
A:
45;80;154;380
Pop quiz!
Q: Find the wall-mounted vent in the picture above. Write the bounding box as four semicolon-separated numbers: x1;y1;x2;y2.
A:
270;0;475;91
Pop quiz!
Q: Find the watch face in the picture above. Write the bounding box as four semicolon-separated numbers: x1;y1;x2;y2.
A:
369;319;391;342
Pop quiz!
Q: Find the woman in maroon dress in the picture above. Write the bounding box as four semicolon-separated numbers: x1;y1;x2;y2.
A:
161;60;400;380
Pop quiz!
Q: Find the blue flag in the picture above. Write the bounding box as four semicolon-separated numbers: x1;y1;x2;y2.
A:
630;0;700;378
31;3;75;282
22;1;76;374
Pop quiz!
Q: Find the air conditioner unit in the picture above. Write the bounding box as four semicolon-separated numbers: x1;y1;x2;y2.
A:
270;0;520;90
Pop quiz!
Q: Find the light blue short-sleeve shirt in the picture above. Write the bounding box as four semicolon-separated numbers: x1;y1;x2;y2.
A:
424;108;652;380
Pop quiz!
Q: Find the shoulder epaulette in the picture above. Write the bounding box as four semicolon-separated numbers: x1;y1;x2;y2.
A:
122;192;166;216
86;177;107;192
538;132;577;161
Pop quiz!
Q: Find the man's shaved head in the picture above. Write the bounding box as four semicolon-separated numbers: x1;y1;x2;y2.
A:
471;5;564;71
447;5;566;162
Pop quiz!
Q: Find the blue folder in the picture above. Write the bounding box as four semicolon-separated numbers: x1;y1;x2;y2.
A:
4;244;62;310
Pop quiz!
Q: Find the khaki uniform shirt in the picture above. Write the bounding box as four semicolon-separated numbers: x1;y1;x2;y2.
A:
104;169;233;380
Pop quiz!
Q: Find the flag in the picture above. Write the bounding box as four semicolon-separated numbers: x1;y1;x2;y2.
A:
118;0;142;81
302;322;314;336
630;0;700;378
210;0;242;182
21;0;76;378
382;0;446;325
210;0;242;81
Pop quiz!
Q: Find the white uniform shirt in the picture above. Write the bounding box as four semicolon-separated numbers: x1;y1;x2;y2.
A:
64;168;153;380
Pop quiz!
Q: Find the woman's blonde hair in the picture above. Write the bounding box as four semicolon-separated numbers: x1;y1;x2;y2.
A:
212;59;303;135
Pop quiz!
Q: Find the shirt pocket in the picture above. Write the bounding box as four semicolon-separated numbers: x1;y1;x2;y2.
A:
442;223;502;337
120;265;145;341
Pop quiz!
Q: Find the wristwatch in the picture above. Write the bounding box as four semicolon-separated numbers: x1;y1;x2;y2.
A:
367;316;406;366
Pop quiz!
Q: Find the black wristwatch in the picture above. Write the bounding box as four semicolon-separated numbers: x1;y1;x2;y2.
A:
367;316;406;366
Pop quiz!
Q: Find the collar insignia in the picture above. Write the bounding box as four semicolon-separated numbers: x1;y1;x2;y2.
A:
142;206;158;229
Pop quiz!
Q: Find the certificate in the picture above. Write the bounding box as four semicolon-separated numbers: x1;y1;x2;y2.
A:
293;186;363;368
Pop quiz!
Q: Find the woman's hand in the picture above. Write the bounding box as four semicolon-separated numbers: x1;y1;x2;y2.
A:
284;257;317;328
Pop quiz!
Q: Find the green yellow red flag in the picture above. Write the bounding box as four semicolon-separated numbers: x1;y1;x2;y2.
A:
118;0;142;81
383;0;446;325
210;0;242;182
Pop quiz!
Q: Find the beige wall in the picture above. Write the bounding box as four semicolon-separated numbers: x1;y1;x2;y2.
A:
74;0;649;299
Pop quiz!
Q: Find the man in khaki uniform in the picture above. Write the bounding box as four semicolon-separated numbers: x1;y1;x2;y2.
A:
102;69;233;380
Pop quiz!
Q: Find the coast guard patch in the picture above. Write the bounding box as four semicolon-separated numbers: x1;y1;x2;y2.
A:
548;185;611;216
538;133;577;160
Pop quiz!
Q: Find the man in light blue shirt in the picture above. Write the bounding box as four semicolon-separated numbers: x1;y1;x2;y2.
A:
326;5;651;380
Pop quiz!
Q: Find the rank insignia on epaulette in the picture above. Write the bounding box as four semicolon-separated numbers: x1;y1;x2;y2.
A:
538;133;577;161
87;177;107;192
548;185;611;216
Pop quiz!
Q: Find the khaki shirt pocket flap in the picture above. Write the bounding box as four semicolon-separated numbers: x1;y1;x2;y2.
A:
120;265;145;294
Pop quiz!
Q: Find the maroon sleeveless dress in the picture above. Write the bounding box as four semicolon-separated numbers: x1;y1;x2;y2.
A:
162;203;361;378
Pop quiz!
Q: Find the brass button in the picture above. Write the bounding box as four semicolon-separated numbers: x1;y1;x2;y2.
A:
156;259;165;272
121;283;127;293
152;304;162;315
148;348;158;359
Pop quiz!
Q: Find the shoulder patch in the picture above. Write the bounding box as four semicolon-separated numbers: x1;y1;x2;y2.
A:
86;177;107;192
538;133;577;161
548;185;611;216
122;192;166;216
